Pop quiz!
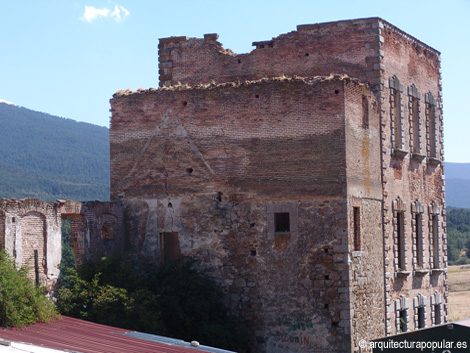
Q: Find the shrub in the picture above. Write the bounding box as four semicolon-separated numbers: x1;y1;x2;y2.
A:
0;251;57;327
57;254;248;351
56;268;131;327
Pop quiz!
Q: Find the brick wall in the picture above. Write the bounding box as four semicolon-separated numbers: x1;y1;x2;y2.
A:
20;211;47;281
378;22;445;335
111;77;350;201
344;82;385;349
159;18;383;87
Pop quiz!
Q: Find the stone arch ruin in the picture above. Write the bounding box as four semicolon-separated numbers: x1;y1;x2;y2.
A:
0;198;123;288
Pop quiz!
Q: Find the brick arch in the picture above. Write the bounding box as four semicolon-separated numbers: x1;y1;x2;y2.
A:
18;198;49;216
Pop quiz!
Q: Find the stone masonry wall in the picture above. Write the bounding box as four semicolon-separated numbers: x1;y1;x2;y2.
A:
122;194;351;353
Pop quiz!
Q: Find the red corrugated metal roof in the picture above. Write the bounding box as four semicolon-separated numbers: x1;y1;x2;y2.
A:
0;316;215;353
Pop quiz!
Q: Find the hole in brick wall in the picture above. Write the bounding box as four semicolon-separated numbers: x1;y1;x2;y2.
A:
274;212;290;233
168;202;173;208
250;223;255;228
324;275;330;280
325;303;329;309
251;250;256;257
335;90;340;94
323;247;329;253
216;191;223;202
305;53;309;56
12;217;15;223
183;101;187;106
255;95;259;98
186;167;193;174
237;59;241;64
332;321;339;327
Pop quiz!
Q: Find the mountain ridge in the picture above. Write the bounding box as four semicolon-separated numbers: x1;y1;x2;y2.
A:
0;103;109;202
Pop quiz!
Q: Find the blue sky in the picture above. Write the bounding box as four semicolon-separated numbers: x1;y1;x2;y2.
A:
0;0;469;162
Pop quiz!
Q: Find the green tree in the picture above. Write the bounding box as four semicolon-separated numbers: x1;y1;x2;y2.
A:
0;251;57;327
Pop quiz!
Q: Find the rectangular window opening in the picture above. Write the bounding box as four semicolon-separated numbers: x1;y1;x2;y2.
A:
392;90;402;149
432;215;440;269
399;310;407;333
415;213;423;267
362;96;369;129
434;304;441;325
412;98;420;153
427;104;437;158
397;212;405;270
353;207;361;251
417;307;425;329
274;212;290;233
160;232;182;264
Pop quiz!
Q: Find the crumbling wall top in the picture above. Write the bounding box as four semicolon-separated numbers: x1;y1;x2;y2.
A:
157;17;439;88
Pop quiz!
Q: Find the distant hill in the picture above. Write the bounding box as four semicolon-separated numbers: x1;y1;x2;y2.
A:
0;103;109;202
446;163;470;208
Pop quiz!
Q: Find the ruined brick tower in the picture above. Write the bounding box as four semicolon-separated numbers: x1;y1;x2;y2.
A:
109;17;446;353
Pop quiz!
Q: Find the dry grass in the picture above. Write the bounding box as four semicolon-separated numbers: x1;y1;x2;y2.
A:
447;265;470;321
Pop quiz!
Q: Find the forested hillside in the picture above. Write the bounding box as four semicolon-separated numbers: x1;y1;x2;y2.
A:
447;207;470;265
0;103;109;201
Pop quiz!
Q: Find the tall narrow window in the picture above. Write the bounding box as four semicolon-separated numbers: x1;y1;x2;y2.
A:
399;310;407;333
417;307;425;329
431;291;442;326
393;90;401;147
425;92;438;159
362;95;369;129
428;105;436;158
408;84;421;155
415;213;423;268
412;98;420;153
393;197;407;272
432;215;440;269
390;76;404;150
353;207;361;251
396;296;409;334
434;303;441;325
414;294;427;329
397;212;405;270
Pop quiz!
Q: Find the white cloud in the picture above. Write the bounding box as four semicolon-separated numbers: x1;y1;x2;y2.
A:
81;6;110;22
110;5;130;23
81;5;130;23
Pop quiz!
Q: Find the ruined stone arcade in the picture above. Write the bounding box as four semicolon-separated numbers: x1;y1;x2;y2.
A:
0;198;123;288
